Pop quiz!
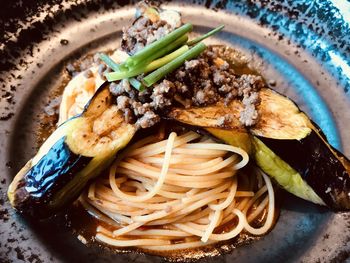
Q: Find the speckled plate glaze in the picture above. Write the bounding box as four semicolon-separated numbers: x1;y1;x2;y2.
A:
1;0;350;262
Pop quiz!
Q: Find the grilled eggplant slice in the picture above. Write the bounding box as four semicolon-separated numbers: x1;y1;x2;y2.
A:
167;101;251;153
254;89;350;210
167;88;350;211
8;82;137;218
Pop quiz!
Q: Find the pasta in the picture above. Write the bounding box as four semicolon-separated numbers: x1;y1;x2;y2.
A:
80;131;275;250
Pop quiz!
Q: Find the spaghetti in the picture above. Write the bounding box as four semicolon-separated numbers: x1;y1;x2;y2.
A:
80;131;275;250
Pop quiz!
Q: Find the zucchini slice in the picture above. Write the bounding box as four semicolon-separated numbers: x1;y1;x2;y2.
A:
166;88;350;211
8;82;137;218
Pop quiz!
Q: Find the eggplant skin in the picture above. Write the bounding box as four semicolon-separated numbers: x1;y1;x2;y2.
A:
259;121;350;211
12;137;92;218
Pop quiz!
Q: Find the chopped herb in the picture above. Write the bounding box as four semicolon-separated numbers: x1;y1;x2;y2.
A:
143;42;207;87
125;34;188;70
99;53;142;90
187;25;225;46
125;23;193;67
129;78;145;91
106;45;189;81
99;53;120;71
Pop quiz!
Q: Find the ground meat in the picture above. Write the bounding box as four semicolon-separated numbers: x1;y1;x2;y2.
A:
236;74;264;97
114;87;158;129
83;69;93;78
239;91;260;126
185;60;200;70
79;58;93;72
217;114;233;127
110;46;264;129
150;80;175;109
243;91;260;106
66;63;76;76
98;64;106;78
110;79;132;96
121;17;174;55
213;71;227;85
64;3;262;130
136;111;160;129
132;101;151;116
240;104;259;127
116;95;131;109
193;83;219;105
66;53;105;78
93;53;102;64
167;47;263;126
116;95;137;125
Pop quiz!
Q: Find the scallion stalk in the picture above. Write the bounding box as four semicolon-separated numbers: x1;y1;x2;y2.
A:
129;78;145;91
105;45;189;81
125;34;188;70
99;53;143;90
146;45;189;72
143;42;207;87
99;53;120;71
125;23;193;67
187;25;225;46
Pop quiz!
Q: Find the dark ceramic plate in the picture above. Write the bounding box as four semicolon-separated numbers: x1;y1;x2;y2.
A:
1;1;350;262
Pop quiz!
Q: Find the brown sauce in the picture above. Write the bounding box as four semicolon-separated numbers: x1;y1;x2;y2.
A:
35;47;280;261
65;192;280;261
36;71;71;148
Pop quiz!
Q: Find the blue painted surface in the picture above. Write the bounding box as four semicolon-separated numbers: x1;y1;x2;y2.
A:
224;0;350;95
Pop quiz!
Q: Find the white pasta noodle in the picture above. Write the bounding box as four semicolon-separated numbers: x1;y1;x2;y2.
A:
79;131;275;250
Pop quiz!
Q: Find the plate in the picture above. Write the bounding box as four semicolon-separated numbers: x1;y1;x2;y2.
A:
1;1;350;262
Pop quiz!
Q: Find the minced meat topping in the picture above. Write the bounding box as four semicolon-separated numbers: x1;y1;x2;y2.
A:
121;16;175;55
66;4;263;131
109;46;264;129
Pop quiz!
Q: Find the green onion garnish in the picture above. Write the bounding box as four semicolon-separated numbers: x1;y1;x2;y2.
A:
99;53;120;71
129;78;145;91
125;23;193;67
143;42;207;87
187;25;225;46
106;45;189;81
101;24;224;91
99;53;143;90
146;45;189;73
125;34;188;71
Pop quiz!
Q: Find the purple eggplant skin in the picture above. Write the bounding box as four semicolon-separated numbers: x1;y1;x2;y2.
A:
258;121;350;211
13;137;92;218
